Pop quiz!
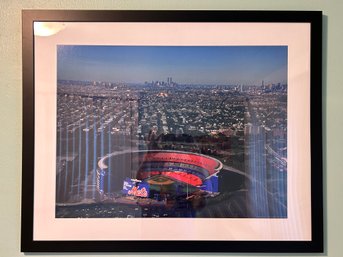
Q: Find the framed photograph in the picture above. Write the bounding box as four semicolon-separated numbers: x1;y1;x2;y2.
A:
21;10;323;252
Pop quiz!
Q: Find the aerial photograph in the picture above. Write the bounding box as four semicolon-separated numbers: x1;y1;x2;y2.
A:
55;45;288;218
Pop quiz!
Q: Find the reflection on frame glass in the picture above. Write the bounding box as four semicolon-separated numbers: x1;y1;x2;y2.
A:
55;45;288;219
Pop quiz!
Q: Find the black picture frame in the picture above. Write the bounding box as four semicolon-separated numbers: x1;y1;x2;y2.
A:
21;10;323;253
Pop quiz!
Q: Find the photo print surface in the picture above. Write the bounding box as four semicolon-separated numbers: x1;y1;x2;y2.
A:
55;45;288;219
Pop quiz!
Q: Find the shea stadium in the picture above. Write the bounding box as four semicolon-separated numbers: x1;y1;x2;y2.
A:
87;149;251;218
56;151;287;218
96;150;223;201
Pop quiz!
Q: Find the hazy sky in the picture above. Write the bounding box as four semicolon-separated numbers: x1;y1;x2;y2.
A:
57;45;287;85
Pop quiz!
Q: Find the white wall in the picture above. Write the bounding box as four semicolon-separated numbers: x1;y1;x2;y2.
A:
0;0;342;256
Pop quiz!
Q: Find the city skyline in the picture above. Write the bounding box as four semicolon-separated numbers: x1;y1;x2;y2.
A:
57;45;287;85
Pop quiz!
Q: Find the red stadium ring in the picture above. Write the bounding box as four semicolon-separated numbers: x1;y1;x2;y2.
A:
97;150;223;193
